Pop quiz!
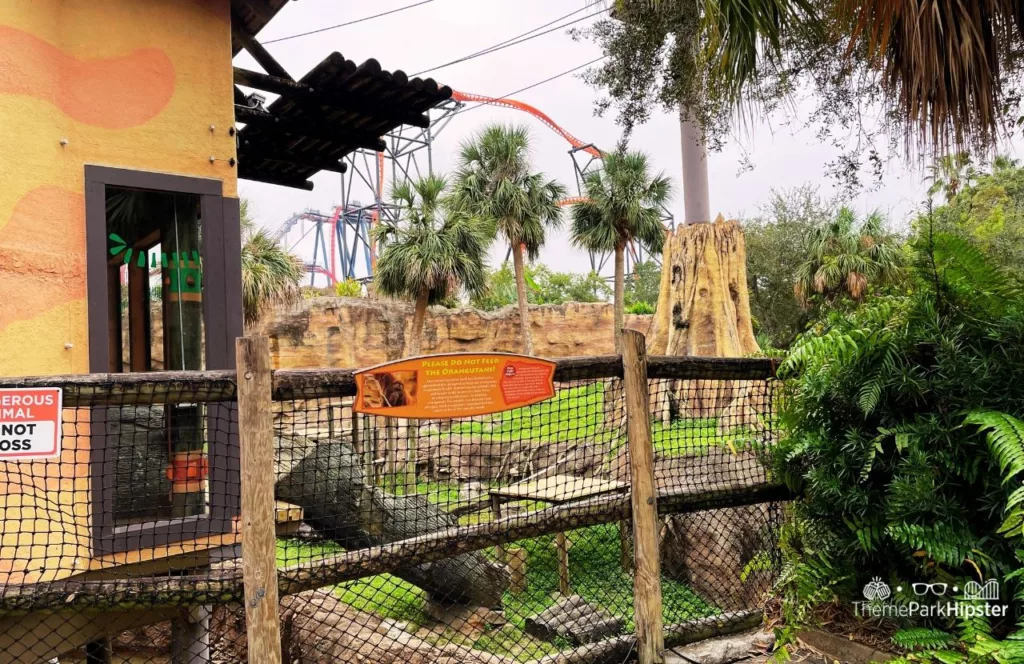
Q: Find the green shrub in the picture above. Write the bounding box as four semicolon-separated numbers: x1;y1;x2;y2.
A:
335;279;362;297
774;228;1024;651
626;301;655;315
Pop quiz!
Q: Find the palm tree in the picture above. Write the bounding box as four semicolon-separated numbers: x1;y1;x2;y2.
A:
570;151;672;353
926;153;977;201
240;199;305;327
372;174;489;356
452;124;567;354
794;207;903;307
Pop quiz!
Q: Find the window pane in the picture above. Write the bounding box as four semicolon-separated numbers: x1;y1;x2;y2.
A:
105;187;209;524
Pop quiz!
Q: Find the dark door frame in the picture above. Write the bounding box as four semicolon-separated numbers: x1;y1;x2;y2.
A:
84;165;242;554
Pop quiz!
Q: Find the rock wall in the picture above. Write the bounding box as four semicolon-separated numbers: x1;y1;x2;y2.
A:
258;297;652;369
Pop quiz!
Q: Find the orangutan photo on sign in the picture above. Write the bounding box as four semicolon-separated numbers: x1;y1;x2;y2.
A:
361;370;417;409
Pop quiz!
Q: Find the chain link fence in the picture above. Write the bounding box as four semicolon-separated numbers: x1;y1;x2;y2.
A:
0;354;786;663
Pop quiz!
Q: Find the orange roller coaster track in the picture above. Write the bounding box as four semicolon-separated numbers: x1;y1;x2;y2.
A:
316;89;607;284
450;91;604;159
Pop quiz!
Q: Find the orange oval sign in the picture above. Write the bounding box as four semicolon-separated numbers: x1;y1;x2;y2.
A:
354;353;556;420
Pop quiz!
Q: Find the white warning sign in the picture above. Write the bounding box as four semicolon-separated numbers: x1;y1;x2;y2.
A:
0;387;63;460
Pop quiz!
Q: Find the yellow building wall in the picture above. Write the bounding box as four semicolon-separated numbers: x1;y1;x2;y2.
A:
0;0;239;582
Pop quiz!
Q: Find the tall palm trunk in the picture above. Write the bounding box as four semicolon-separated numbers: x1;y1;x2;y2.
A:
511;243;534;355
613;239;625;355
680;109;710;225
408;285;430;357
404;285;430;495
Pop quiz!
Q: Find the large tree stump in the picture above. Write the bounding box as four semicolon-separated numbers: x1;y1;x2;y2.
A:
647;218;761;424
275;440;509;608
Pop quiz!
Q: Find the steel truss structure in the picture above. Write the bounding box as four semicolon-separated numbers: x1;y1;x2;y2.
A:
276;95;676;285
276;99;463;285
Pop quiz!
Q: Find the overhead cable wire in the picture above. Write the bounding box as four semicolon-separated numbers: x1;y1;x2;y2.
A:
411;7;611;77
263;0;437;44
452;56;608;117
414;0;603;74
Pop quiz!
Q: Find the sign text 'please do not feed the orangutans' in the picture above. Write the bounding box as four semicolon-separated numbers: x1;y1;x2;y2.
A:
354;353;556;419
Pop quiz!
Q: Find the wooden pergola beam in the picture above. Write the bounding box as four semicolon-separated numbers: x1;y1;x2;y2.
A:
237;170;315;191
235;104;386;152
231;10;290;80
239;153;347;175
236;0;277;23
233;67;431;129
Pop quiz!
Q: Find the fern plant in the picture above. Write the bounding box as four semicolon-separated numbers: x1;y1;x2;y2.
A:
774;226;1024;657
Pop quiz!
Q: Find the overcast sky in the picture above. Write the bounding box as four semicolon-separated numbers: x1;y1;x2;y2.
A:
234;0;1012;283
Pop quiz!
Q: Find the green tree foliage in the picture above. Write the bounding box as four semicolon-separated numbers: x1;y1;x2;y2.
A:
793;206;903;308
744;186;835;348
471;263;611;312
372;175;489;356
624;260;661;310
922;155;1024;276
240;199;305;327
570;150;671;353
577;2;1024;190
452;124;567;354
774;228;1024;651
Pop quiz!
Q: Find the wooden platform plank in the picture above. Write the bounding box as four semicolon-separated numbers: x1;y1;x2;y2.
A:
489;475;626;504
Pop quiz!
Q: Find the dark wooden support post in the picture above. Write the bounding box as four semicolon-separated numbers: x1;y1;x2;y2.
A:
623;328;664;664
620;520;632;570
127;262;150;372
237;336;284;664
491;494;505;563
107;263;124;372
170;606;210;664
351;407;362;455
404;420;417;495
556;532;571;596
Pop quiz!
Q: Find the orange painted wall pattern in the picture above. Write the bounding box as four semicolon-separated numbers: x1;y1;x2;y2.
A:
0;185;86;332
0;26;175;129
0;0;238;581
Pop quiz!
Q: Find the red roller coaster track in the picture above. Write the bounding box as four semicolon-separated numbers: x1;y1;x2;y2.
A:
451;91;603;158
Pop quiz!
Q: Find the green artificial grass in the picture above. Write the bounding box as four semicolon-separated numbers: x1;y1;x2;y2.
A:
276;520;717;661
651;418;719;457
496;523;716;636
449;383;613;444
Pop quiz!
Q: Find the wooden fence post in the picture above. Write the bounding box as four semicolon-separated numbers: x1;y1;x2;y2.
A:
237;336;283;664
622;328;664;664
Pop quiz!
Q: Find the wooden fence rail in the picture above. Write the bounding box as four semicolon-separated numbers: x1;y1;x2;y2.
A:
0;356;777;406
0;483;792;613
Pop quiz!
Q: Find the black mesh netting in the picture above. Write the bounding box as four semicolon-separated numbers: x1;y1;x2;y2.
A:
0;358;784;663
